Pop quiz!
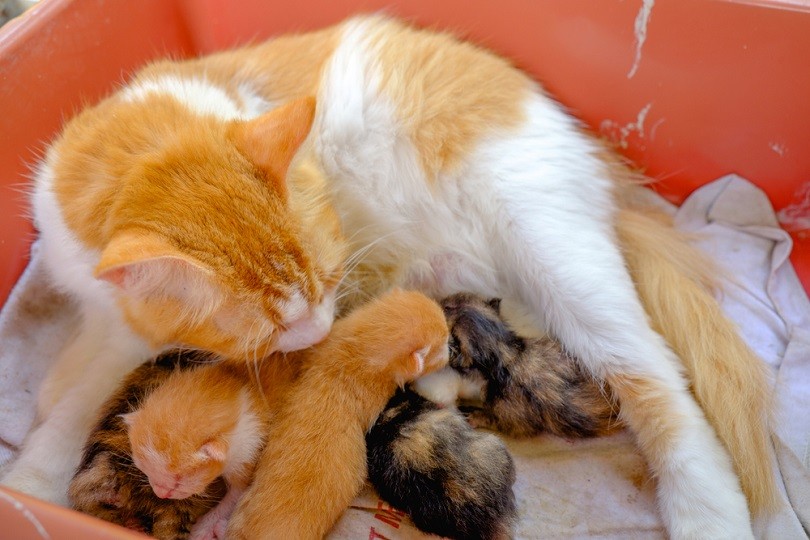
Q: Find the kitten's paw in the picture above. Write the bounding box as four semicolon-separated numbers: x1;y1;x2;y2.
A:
190;511;228;540
412;368;461;406
464;409;494;430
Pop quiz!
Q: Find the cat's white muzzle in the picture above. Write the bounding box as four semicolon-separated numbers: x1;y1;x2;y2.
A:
274;291;336;352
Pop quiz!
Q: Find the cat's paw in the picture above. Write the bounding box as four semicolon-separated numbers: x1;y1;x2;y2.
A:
1;466;69;506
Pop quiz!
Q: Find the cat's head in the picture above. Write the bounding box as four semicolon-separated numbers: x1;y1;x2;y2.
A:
440;293;518;377
93;97;345;358
122;371;252;499
342;289;450;386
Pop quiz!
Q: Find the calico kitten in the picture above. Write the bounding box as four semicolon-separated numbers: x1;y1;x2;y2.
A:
68;350;227;539
415;293;620;438
367;388;517;540
11;13;773;537
226;289;450;539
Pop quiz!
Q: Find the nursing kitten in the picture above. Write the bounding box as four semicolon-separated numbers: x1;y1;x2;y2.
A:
10;13;774;538
68;350;227;539
415;293;620;438
123;355;299;540
226;289;450;539
70;348;298;540
367;388;517;540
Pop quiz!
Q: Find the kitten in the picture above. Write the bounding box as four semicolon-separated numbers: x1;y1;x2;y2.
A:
415;293;620;438
70;348;298;540
366;387;517;540
68;350;228;539
9;14;773;538
125;352;299;540
225;289;450;539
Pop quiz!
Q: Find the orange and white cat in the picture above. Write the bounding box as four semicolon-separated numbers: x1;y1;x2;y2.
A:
5;14;774;539
226;288;449;539
122;356;298;540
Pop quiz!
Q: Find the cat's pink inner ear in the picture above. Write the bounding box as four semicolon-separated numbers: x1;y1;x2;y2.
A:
95;229;216;300
198;440;227;462
232;96;316;194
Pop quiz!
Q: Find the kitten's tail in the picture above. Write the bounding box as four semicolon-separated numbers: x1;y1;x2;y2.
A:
616;207;778;516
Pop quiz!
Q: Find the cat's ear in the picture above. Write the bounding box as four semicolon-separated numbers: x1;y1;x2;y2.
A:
95;229;221;308
231;96;316;196
197;440;227;463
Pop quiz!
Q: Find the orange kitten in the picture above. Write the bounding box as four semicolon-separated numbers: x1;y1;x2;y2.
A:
123;357;299;540
226;289;450;539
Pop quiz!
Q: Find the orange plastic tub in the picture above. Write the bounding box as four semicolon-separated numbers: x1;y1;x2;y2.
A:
1;0;808;537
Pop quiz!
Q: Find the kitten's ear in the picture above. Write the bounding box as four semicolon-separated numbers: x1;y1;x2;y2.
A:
412;345;429;375
487;298;502;313
394;345;430;387
95;230;220;307
231;96;316;196
197;440;227;463
118;411;138;428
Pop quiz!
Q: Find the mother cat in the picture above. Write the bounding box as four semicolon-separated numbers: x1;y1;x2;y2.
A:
3;14;774;538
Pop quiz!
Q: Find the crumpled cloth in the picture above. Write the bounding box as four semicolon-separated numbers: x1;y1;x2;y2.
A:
1;175;807;539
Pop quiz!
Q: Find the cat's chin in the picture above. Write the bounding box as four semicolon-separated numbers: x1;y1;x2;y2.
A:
274;293;336;352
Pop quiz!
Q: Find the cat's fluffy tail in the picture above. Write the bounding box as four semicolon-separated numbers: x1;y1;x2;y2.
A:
616;207;778;516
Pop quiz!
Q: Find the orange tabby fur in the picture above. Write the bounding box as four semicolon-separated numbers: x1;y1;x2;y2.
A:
226;289;450;539
51;94;345;358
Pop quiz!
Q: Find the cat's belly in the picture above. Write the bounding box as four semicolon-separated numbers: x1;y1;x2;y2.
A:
400;251;499;299
341;245;499;305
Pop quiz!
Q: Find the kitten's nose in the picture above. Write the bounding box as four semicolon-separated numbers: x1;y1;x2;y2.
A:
152;485;173;499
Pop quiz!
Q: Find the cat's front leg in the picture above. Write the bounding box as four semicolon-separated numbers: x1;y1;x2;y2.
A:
1;324;150;505
36;306;108;419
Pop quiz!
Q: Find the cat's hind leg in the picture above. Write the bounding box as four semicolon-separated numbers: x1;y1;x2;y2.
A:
480;95;753;539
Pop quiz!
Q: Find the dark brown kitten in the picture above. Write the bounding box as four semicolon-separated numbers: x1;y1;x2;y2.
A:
366;387;517;540
417;293;620;438
68;350;226;540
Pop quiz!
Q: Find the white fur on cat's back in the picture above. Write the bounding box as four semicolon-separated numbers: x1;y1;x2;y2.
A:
315;16;753;538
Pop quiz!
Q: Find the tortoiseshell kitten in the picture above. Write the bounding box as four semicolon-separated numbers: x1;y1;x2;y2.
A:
415;293;620;438
68;350;227;540
367;388;517;540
